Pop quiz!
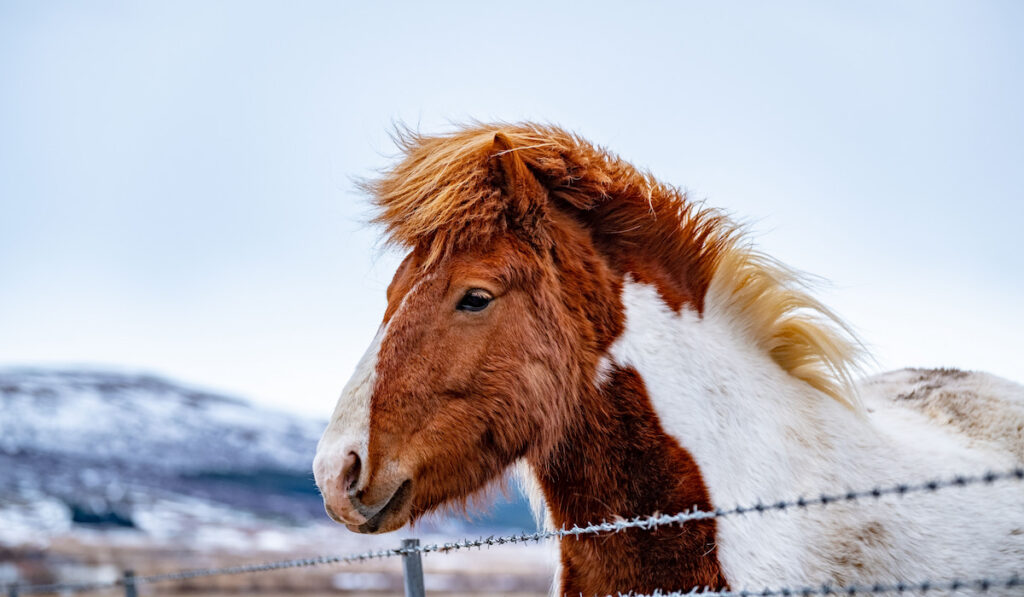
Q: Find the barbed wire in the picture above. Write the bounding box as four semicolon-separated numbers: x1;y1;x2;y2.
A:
5;466;1022;595
616;573;1023;596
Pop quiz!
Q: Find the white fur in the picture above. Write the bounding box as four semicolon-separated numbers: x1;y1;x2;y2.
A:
594;355;614;388
603;280;1024;591
514;460;561;597
313;325;385;493
314;275;432;494
514;459;550;531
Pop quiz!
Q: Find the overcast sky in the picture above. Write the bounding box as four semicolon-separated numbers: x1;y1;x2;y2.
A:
1;1;1021;418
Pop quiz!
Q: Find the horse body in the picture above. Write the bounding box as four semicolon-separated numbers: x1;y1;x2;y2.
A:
608;278;1024;591
313;123;1023;595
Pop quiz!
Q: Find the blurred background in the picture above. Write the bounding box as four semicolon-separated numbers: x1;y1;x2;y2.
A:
1;1;1022;595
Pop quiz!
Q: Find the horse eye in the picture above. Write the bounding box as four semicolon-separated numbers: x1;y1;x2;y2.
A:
456;290;493;312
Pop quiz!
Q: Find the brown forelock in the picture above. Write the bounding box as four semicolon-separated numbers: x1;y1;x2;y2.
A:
365;123;727;590
364;122;732;312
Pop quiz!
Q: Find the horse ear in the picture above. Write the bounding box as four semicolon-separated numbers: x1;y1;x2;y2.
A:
491;133;551;248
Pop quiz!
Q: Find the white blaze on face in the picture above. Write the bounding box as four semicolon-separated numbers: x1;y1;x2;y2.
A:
313;325;386;495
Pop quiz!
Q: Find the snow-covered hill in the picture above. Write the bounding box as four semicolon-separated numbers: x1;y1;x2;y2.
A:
0;368;332;545
0;368;322;473
0;368;534;549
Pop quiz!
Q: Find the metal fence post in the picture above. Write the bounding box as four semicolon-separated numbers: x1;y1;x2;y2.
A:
401;538;425;597
123;570;137;597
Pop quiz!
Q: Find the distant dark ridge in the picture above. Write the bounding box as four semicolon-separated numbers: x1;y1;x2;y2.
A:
182;469;322;497
68;503;136;528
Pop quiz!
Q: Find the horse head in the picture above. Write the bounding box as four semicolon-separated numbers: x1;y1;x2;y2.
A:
312;130;627;533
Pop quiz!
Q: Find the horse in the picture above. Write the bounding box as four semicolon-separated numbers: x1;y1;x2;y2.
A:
312;123;1024;596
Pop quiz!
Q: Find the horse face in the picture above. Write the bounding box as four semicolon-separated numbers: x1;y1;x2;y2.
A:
314;235;574;534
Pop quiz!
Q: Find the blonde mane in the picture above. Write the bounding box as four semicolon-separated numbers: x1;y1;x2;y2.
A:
708;246;864;409
365;122;863;408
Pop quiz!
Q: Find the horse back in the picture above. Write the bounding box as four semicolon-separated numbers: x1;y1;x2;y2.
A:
859;368;1024;463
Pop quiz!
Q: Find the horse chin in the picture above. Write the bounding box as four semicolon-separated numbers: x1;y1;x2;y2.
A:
348;479;413;534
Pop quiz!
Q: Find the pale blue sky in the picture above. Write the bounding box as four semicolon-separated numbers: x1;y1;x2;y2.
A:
1;1;1022;417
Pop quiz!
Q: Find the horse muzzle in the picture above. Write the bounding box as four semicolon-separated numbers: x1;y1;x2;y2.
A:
314;445;413;534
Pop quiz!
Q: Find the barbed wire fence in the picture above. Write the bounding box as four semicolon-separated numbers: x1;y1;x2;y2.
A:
3;467;1022;597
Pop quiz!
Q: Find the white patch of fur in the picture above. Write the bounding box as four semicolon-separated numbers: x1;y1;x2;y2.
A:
313;274;433;494
313;325;386;494
607;280;1024;590
594;355;614;388
514;459;561;597
514;459;549;530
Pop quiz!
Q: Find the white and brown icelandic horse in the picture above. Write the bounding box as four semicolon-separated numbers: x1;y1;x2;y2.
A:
313;124;1024;596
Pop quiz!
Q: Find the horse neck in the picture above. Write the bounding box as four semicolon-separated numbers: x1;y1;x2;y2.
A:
527;361;728;595
524;278;766;593
524;279;868;593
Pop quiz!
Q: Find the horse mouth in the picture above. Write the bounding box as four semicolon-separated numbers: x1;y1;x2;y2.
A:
350;479;413;534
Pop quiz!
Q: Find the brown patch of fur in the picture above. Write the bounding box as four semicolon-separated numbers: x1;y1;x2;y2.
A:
539;365;727;595
823;520;892;586
909;367;971;380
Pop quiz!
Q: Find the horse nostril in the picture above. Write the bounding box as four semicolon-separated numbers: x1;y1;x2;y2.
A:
343;451;362;493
